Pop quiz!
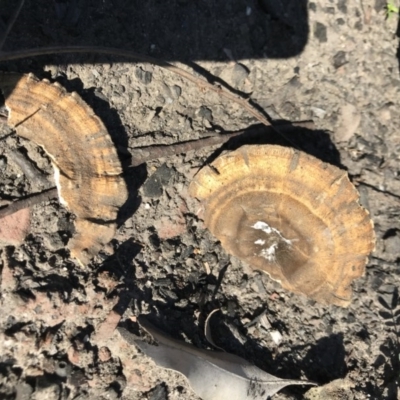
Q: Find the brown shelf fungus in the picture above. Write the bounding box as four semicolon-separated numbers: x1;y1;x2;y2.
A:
189;145;375;307
0;73;128;265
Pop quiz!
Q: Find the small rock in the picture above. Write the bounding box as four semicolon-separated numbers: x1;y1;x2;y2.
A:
311;106;327;119
335;103;361;142
270;330;283;345
99;346;112;362
333;51;348;69
314;22;328;43
219;63;250;90
15;382;33;400
354;20;363;31
43;233;65;251
378;104;392;121
337;0;347;13
374;0;386;13
281;101;301;120
143;164;175;198
231;63;250;88
172;85;182;98
0;155;7;168
305;378;354;399
149;384;168;400
197;106;213;122
384;234;400;260
135;68;153;84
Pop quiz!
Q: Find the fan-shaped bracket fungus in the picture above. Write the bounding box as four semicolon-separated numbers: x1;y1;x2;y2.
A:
0;73;128;265
189;145;375;307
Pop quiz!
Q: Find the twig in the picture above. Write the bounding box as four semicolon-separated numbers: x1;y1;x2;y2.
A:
0;46;273;128
129;121;314;167
0;187;57;218
130;132;245;167
0;122;314;217
353;180;400;200
0;0;25;50
8;149;50;187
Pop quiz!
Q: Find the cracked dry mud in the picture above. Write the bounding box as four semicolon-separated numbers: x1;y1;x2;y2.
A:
1;1;400;399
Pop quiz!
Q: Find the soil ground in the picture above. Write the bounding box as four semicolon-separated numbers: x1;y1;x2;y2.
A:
0;0;400;399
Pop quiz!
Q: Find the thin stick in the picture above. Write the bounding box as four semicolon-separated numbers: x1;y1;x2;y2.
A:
0;0;25;50
0;121;314;217
0;187;57;218
130;133;241;167
0;46;273;128
129;121;314;167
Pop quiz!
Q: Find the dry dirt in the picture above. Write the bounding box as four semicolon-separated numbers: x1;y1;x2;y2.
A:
1;0;400;399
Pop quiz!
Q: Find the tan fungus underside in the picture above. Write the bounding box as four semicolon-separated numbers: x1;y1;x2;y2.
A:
0;73;128;265
189;145;375;307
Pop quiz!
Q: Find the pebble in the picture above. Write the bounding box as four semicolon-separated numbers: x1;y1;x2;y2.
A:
383;234;400;261
314;22;328;43
0;156;7;168
311;106;327;119
142;164;175;198
304;378;354;400
333;51;348;69
270;330;283;345
336;103;361;142
219;63;250;90
135;68;153;84
149;384;168;400
231;63;250;87
197;106;213;122
337;0;347;14
15;382;33;400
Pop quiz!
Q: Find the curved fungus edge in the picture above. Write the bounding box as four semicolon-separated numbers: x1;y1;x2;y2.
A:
189;145;375;307
0;72;128;265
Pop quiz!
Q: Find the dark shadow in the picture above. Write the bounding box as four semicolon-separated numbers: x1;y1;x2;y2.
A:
204;122;343;169
0;0;312;232
0;0;309;62
397;12;400;76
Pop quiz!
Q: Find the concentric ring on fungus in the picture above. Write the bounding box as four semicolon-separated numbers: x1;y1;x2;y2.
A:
0;73;128;265
189;145;375;307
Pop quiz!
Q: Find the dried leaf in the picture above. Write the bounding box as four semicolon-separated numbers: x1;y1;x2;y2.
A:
118;316;315;399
